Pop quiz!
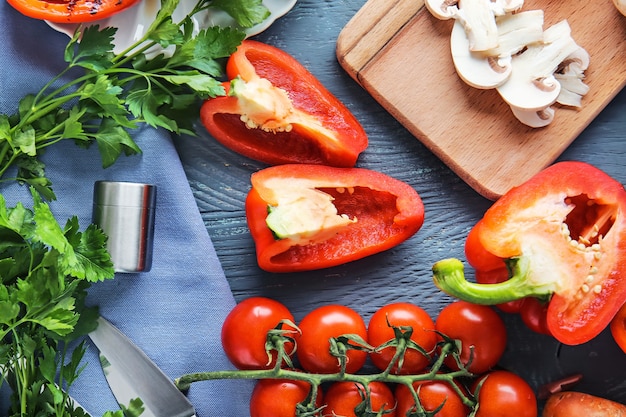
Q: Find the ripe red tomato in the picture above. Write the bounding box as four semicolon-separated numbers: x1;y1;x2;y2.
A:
296;305;368;374
249;379;323;417
435;301;507;374
395;379;469;417
324;381;396;417
519;298;551;336
367;302;437;374
472;370;537;417
221;297;296;370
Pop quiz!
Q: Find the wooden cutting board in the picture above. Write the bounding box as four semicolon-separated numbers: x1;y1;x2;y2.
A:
337;0;626;200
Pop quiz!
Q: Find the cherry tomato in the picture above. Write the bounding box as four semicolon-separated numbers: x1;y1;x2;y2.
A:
610;303;626;353
395;379;469;417
472;371;537;417
435;301;507;374
464;221;505;272
250;378;322;417
221;297;296;370
519;298;552;336
367;302;437;374
324;381;396;417
466;222;523;314
296;305;368;374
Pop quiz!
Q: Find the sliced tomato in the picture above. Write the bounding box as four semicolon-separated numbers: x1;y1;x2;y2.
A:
7;0;139;23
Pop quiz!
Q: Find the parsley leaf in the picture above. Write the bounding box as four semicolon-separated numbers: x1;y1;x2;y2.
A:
211;0;271;28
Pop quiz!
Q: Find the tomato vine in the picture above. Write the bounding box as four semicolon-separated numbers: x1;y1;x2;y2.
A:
176;322;478;416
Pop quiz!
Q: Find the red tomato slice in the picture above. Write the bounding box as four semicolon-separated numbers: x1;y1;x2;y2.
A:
7;0;139;23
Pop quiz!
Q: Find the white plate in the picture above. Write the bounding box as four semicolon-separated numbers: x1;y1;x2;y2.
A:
46;0;297;55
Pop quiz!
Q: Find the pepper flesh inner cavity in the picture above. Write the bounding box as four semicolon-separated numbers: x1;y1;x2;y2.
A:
486;193;616;299
563;194;614;247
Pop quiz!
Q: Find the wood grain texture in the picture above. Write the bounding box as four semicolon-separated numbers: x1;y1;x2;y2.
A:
174;0;626;413
337;0;626;199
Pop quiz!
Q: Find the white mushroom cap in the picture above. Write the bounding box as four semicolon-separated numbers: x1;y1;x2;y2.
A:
510;105;555;128
558;46;590;75
487;10;544;57
451;20;512;89
496;20;580;111
450;10;543;90
425;0;459;20
456;0;500;51
555;46;591;107
491;0;525;15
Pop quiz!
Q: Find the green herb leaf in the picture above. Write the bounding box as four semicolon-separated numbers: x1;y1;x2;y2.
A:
211;0;271;28
95;118;142;168
70;25;116;70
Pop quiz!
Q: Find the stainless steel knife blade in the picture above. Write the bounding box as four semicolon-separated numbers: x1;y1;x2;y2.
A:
88;317;196;417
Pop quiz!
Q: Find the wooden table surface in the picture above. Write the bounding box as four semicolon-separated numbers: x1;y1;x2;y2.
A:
174;0;626;409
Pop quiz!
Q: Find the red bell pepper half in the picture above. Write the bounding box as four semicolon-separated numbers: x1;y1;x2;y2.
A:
200;40;368;167
245;164;424;272
611;303;626;354
433;161;626;345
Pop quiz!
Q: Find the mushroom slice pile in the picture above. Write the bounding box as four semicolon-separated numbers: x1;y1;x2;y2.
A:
496;21;583;121
425;0;591;128
451;10;544;89
554;47;590;108
426;0;524;51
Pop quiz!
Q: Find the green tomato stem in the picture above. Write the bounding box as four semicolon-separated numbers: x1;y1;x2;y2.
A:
174;339;477;411
432;257;553;305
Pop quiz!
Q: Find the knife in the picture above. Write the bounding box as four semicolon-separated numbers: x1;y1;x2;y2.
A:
88;316;197;417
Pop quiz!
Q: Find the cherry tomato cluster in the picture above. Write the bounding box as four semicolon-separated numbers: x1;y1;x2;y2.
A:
221;297;538;417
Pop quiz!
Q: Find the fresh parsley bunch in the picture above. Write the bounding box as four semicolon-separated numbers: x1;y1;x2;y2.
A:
0;188;114;416
0;0;267;201
0;0;270;414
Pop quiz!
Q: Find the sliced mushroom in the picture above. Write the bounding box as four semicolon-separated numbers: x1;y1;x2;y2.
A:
424;0;460;20
496;20;581;112
555;46;590;107
451;10;544;89
510;105;555;128
450;20;512;89
456;0;501;51
491;0;525;15
487;9;544;57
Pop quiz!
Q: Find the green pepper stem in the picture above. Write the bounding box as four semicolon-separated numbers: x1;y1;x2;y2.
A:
432;258;554;305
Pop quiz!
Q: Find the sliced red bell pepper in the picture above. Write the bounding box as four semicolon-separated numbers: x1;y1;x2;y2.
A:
433;161;626;345
200;40;368;168
610;303;626;354
7;0;139;22
245;164;424;272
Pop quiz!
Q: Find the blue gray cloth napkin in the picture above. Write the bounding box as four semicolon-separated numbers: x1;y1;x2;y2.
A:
0;4;252;416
